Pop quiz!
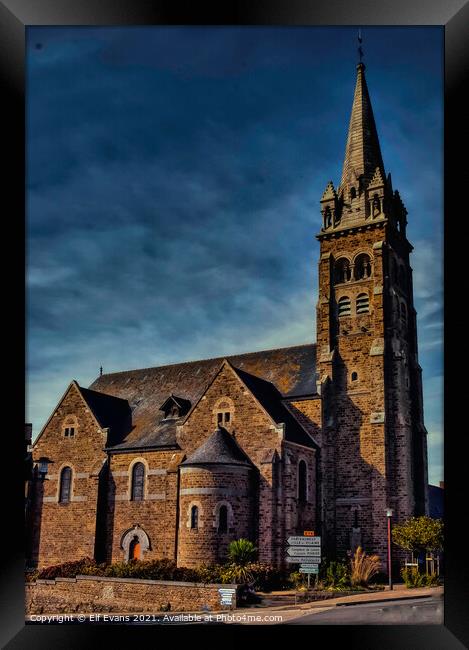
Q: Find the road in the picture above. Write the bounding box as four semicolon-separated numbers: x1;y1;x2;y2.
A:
287;595;443;625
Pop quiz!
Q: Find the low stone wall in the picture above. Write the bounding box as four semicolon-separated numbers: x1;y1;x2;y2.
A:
26;576;238;614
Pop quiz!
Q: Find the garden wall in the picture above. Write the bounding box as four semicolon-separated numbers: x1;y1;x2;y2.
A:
26;575;238;614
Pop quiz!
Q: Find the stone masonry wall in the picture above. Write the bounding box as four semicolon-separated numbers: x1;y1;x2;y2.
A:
177;465;253;567
30;384;108;567
107;450;185;563
179;363;284;564
26;576;238;614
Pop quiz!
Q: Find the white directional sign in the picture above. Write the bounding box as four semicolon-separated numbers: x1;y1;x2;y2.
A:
287;546;321;557
218;588;236;606
287;536;321;546
286;556;319;564
299;563;319;568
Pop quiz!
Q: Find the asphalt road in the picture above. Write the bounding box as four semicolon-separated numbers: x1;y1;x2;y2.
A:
287;596;444;625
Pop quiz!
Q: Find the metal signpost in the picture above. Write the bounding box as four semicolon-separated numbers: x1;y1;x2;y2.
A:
286;531;321;589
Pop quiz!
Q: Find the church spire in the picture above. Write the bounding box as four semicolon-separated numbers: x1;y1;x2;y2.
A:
339;62;385;197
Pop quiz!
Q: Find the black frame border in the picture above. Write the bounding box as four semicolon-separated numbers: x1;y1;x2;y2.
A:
2;0;468;647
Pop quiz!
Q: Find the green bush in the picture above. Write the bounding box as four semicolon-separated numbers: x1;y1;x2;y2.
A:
401;566;439;588
320;560;350;590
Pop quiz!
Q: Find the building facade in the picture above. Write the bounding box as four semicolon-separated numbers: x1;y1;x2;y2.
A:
28;61;428;570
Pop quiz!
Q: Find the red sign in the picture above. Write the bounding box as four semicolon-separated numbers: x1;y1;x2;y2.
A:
303;530;315;537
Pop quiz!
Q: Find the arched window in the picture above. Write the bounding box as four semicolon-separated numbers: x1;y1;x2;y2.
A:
350;187;357;200
191;505;199;530
354;254;372;280
372;194;381;217
218;505;228;533
351;371;358;382
334;258;351;284
131;462;145;501
129;535;141;560
356;293;370;314
298;460;307;502
400;302;407;325
59;466;72;503
323;206;332;228
338;296;351;317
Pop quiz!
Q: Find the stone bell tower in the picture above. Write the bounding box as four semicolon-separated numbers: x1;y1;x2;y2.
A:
315;62;428;562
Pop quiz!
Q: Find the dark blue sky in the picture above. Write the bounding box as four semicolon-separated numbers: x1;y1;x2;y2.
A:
26;26;443;484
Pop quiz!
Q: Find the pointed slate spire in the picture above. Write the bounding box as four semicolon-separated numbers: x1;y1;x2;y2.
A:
339;63;385;195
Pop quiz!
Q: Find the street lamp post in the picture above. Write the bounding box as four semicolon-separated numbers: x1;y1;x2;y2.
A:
386;508;393;590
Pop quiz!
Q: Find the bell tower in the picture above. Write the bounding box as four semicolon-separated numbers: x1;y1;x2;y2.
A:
316;61;428;561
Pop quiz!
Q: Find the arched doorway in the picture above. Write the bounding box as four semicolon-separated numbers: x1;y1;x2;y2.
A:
129;535;141;560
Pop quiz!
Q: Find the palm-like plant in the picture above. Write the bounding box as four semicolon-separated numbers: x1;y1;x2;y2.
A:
227;539;257;566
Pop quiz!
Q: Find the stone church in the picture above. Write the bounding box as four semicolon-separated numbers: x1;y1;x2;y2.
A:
27;61;429;571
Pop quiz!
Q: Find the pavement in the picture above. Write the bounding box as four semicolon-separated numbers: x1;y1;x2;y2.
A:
253;584;443;613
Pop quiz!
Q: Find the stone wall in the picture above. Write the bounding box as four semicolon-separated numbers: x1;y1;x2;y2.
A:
107;449;185;564
26;576;238;614
29;383;108;567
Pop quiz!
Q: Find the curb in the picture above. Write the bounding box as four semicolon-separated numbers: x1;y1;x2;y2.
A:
335;593;436;607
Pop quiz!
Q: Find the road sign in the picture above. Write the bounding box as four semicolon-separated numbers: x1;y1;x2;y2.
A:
299;567;319;574
286;556;320;564
287;536;321;546
218;588;236;606
299;563;319;568
287;546;321;557
304;531;315;536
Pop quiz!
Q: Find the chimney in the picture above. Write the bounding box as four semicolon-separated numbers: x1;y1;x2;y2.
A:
439;481;444;489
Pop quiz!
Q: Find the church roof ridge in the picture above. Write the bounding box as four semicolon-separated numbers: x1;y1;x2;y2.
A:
97;342;317;379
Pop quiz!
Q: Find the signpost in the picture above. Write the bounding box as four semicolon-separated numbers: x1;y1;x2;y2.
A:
285;532;321;588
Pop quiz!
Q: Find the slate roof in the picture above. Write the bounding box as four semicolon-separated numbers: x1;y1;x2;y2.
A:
88;343;317;451
181;427;253;467
78;385;132;446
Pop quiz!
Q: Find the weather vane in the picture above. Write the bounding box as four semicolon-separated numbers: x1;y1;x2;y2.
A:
358;28;364;63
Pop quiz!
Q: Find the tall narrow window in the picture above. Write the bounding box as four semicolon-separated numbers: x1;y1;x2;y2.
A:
59;466;72;503
131;462;145;501
356;293;370;314
218;505;228;533
191;505;199;530
298;460;307;502
338;296;351;317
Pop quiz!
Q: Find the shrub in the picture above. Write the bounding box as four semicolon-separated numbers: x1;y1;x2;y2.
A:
401;566;425;588
321;560;350;590
227;539;257;566
288;571;307;590
37;557;98;580
246;563;288;592
349;547;381;587
221;563;254;585
401;566;439;588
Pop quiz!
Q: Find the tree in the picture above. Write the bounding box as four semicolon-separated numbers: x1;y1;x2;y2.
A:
392;516;443;559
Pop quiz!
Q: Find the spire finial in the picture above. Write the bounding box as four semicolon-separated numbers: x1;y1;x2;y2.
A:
99;365;103;377
358;27;364;64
